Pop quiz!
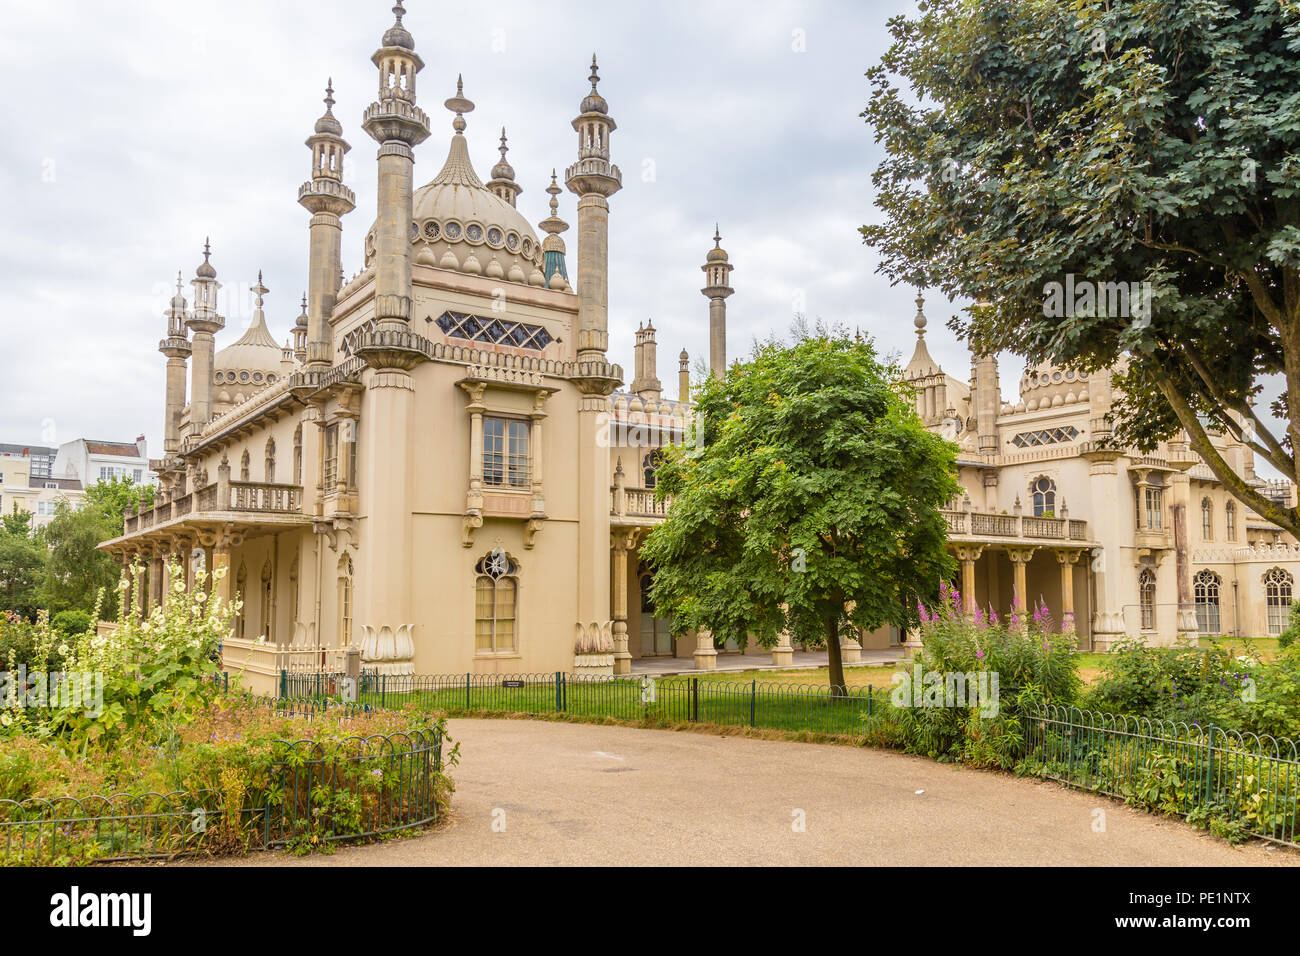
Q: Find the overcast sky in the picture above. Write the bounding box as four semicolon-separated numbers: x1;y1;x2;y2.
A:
0;0;1015;454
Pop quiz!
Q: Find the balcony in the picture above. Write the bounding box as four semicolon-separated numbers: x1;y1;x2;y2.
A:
611;485;671;525
115;479;307;546
942;509;1091;544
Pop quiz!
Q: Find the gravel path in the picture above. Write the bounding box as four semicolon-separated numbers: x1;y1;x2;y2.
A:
219;718;1296;867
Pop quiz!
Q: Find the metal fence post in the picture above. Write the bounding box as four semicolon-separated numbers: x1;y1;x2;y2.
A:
555;671;562;712
1204;724;1216;804
380;674;386;709
279;669;286;699
465;672;471;712
692;677;699;722
750;679;756;727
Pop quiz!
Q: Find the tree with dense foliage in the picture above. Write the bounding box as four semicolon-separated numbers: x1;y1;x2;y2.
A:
38;477;153;617
0;507;44;618
639;330;960;690
861;0;1300;534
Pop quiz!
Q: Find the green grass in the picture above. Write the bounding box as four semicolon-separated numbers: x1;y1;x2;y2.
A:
329;673;881;737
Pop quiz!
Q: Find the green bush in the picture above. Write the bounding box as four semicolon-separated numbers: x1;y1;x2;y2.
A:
1086;639;1300;739
50;609;92;637
863;582;1080;763
0;610;70;673
1279;601;1300;649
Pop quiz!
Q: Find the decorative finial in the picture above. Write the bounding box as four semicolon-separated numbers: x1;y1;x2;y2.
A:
590;54;600;91
252;271;269;310
713;224;722;247
175;271;183;296
393;1;405;24
914;291;927;337
444;74;474;133
203;237;211;261
300;292;308;312
324;78;335;113
499;127;508;157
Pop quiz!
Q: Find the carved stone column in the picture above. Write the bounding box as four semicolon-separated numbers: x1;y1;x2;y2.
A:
1007;547;1036;626
611;529;637;675
1056;549;1081;632
955;545;984;616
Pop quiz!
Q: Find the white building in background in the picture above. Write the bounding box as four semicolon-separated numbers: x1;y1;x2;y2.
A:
0;450;84;527
54;437;154;488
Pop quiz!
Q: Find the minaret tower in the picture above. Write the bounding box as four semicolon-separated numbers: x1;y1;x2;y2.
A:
352;2;431;674
538;170;570;291
678;349;690;403
292;293;309;364
970;303;1000;456
565;55;622;361
360;0;430;335
299;79;356;369
701;225;734;378
159;271;192;455
632;321;662;401
486;128;522;207
186;240;224;428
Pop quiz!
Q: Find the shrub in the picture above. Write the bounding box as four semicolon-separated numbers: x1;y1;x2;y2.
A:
1279;601;1300;649
50;609;92;637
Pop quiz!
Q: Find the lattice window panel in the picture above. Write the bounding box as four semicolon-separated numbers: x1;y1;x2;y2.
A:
1011;426;1080;448
435;310;553;351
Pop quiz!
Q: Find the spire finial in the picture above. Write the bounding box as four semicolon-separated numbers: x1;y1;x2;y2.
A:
324;78;335;114
499;127;508;157
176;270;183;296
713;224;722;247
252;271;269;310
300;292;308;312
203;237;211;262
914;290;927;337
393;0;405;24
590;53;600;91
444;75;474;133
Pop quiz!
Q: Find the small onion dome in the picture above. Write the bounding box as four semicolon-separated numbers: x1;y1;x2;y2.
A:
294;293;308;331
195;238;216;278
170;271;187;310
707;225;728;262
679;348;689;363
382;1;414;49
581;54;608;114
491;128;516;181
314;79;342;135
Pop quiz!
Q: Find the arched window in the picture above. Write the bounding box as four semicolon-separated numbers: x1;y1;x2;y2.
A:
235;562;248;639
338;555;353;647
265;438;276;484
1225;502;1236;541
1201;498;1213;540
1138;568;1156;630
1265;567;1293;636
475;551;518;653
293;424;303;486
1194;569;1221;635
1031;476;1056;517
642;450;663;489
240;450;251;482
260;558;274;643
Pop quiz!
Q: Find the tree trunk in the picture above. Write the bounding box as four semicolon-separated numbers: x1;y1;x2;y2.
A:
826;614;845;692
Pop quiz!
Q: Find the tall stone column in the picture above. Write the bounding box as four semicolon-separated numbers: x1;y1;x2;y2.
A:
159;273;191;455
351;3;429;676
611;530;636;675
1168;466;1199;643
566;57;623;658
185;241;224;429
1056;549;1080;632
956;545;983;616
1007;547;1035;626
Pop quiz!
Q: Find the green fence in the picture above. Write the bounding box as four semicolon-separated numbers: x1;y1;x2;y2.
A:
0;697;443;865
306;671;878;737
284;669;1300;849
1023;702;1300;847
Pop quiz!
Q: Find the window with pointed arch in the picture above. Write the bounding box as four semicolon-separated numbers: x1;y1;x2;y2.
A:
1265;567;1293;636
1193;569;1221;635
1225;501;1236;541
1031;476;1056;517
475;551;518;654
265;438;276;484
1138;568;1156;630
1200;498;1213;540
643;449;664;489
235;562;248;639
338;555;354;647
260;558;274;643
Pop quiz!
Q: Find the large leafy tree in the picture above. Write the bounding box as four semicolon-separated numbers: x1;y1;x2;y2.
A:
0;507;44;617
639;331;959;690
861;0;1300;534
40;477;153;616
